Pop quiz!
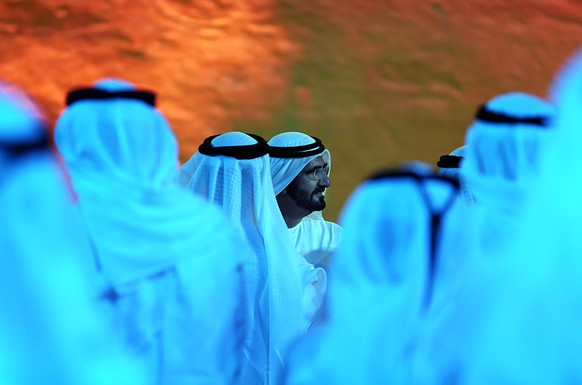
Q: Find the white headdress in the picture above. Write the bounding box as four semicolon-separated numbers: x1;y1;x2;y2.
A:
55;79;242;284
267;132;330;195
463;93;555;184
55;79;244;383
461;92;555;255
268;132;331;221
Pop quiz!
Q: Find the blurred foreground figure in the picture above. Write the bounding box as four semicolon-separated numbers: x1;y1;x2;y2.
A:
0;82;145;385
411;94;573;382
268;132;342;268
55;79;246;385
285;164;465;385
179;132;327;385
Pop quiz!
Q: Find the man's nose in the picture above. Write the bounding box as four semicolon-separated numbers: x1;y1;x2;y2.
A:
318;174;330;188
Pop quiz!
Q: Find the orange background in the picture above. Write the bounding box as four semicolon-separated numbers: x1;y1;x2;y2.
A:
2;0;581;219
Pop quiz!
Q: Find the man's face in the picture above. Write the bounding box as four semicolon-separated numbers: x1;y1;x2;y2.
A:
286;156;330;212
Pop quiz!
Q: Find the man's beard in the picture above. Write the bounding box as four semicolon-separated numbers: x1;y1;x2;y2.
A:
286;182;326;212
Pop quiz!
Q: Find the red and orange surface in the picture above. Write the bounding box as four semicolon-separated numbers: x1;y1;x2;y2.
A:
2;0;581;219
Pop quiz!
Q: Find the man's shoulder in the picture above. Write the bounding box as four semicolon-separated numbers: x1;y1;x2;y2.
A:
300;216;342;232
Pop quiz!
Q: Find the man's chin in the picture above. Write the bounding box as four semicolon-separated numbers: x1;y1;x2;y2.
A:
292;194;326;212
309;196;326;211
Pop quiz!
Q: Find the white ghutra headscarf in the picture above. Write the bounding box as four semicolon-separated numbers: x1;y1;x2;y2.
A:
0;82;146;385
268;132;331;221
55;79;245;384
268;132;331;196
179;132;327;384
461;92;555;257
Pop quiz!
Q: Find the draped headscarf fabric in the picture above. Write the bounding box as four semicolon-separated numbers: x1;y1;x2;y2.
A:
268;132;341;266
55;79;245;384
461;92;555;257
179;132;327;385
463;93;555;185
0;82;146;385
285;167;466;385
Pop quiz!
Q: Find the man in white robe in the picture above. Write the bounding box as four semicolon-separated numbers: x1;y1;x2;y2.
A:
267;132;342;268
178;132;327;385
410;92;559;384
54;79;247;385
0;82;146;385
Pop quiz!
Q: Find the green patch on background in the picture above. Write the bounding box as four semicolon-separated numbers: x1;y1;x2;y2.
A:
118;49;148;60
233;1;469;220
